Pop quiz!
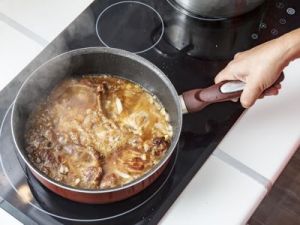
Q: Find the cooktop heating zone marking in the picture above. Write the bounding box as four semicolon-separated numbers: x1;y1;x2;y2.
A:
96;1;164;54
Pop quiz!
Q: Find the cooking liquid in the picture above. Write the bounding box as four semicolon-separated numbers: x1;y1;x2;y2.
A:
25;75;173;189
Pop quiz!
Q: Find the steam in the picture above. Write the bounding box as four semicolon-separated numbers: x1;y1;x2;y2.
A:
12;7;97;149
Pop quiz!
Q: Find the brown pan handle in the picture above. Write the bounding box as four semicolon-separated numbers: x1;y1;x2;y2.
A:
181;73;284;113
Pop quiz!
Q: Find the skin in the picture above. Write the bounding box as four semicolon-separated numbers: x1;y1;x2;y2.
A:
215;28;300;108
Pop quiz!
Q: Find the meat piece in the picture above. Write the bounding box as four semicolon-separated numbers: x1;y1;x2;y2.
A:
152;137;169;157
81;166;103;186
41;166;49;175
97;82;110;118
59;165;69;175
43;129;56;142
127;157;145;171
100;173;118;189
25;76;172;189
115;97;123;114
69;131;79;145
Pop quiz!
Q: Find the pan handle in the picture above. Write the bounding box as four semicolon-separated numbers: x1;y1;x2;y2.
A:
180;73;284;113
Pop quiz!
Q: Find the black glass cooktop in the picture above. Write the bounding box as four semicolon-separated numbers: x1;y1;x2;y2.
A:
0;0;299;224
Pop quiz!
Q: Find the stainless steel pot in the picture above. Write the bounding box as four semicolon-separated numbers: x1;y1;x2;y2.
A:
173;0;266;18
159;4;265;60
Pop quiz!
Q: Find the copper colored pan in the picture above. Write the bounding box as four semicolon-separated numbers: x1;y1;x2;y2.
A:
11;47;283;204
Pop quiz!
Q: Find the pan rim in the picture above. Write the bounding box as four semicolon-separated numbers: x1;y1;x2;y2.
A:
11;47;183;194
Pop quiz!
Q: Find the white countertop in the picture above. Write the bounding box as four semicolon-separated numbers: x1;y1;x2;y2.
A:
0;1;299;224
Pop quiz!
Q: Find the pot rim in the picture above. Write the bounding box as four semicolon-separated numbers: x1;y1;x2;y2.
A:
11;47;183;194
168;0;265;19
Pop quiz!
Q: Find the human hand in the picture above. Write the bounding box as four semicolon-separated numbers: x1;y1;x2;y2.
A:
214;38;289;108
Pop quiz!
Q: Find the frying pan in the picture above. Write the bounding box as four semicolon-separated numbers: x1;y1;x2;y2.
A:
11;47;281;203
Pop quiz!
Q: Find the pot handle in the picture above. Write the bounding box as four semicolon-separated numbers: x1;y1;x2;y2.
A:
181;74;284;113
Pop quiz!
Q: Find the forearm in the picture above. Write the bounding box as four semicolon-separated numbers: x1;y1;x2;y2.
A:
277;28;300;65
214;28;300;108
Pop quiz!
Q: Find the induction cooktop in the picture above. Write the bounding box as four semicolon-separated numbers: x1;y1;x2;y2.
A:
0;0;299;224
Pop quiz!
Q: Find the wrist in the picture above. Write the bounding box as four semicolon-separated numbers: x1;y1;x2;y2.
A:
277;28;300;64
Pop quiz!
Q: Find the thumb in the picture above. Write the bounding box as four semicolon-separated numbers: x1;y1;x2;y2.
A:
215;64;240;84
240;82;263;108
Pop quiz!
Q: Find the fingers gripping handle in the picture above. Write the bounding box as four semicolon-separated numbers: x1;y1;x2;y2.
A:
182;73;284;113
198;80;243;103
181;81;242;113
